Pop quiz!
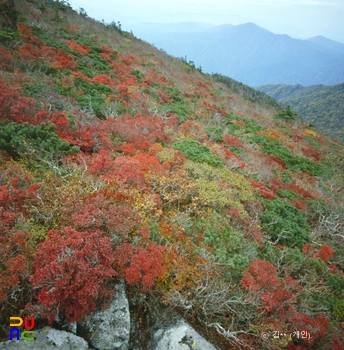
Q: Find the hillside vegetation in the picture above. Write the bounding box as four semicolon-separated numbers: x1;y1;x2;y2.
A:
1;1;344;349
257;83;344;144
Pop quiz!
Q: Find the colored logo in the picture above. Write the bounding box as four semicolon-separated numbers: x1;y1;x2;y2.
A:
9;317;35;341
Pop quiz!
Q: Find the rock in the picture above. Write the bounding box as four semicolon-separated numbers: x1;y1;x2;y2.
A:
149;320;218;350
78;281;130;350
0;326;89;349
145;303;218;350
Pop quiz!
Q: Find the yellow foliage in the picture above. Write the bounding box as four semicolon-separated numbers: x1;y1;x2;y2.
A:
129;188;162;223
157;147;177;163
147;169;198;211
184;161;256;201
183;161;256;218
304;129;317;137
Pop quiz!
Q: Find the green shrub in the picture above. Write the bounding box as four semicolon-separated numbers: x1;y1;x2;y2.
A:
206;127;223;142
131;69;145;83
195;212;254;279
275;105;298;120
160;102;190;122
173;140;223;168
261;198;311;248
0;121;79;160
276;188;302;200
161;86;184;103
252;135;326;176
74;78;113;118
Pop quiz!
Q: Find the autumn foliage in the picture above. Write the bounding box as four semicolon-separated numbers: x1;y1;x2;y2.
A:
0;1;343;347
30;227;117;323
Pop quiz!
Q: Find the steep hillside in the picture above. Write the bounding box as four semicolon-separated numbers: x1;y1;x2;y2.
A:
1;1;344;349
133;22;344;86
257;83;344;144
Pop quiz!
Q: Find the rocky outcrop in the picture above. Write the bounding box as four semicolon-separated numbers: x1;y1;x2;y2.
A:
0;327;89;349
148;322;218;350
145;302;218;350
78;281;130;350
1;283;219;350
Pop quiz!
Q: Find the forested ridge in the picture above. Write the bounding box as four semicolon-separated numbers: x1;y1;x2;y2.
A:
257;83;344;144
0;1;344;349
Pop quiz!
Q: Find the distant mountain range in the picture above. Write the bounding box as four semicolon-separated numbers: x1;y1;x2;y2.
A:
131;22;344;87
257;83;344;144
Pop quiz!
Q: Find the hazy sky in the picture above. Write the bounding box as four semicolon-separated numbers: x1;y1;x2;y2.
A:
67;0;344;43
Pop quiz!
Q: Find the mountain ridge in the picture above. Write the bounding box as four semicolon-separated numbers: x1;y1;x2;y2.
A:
257;83;344;144
131;21;344;86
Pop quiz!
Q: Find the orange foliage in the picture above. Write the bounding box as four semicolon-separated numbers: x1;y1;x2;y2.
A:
0;48;13;69
18;23;32;40
69;41;91;55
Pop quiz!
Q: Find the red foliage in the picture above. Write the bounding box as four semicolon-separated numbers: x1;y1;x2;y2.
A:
0;48;13;70
30;227;117;323
232;119;245;127
248;179;276;199
144;71;160;86
302;146;322;162
285;183;313;199
270;178;314;199
302;244;334;264
111;156;145;185
290;199;307;211
241;260;329;346
157;89;172;103
0;231;32;302
265;154;285;169
223;134;243;148
50;49;76;70
241;260;301;315
134;152;161;173
158;76;173;87
93;74;116;87
100;52;112;62
80;149;114;174
50;112;112;152
0;165;39;302
317;245;334;264
112;113;170;146
109;153;160;186
114;242;165;291
18;23;32;40
67;193;140;239
69;41;91;55
19;43;41;62
0;80;34;123
72;71;93;83
330;338;344;350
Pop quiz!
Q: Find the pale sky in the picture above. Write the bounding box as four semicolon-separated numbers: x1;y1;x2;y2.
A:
68;0;344;43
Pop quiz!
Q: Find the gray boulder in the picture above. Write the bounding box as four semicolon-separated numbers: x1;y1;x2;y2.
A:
145;303;218;350
0;326;89;350
78;281;130;350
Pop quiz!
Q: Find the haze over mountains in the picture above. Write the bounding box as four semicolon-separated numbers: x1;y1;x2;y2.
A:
131;22;344;87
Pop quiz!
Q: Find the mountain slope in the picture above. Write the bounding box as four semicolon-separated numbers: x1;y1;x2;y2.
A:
0;1;344;348
257;83;344;144
133;22;344;86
